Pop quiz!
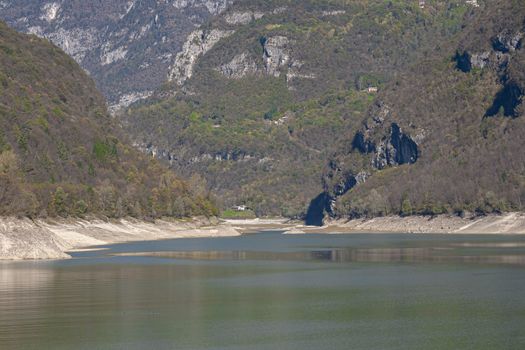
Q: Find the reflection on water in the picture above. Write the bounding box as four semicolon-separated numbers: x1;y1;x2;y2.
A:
0;264;54;291
115;246;525;266
452;242;525;248
1;233;525;350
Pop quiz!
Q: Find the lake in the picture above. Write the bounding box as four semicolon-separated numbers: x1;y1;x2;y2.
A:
1;231;525;349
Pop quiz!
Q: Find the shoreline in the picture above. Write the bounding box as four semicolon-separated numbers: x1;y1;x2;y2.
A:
2;213;525;261
0;216;241;261
226;213;525;235
296;212;525;235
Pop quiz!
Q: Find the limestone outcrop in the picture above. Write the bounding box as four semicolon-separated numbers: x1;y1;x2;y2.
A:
168;29;234;85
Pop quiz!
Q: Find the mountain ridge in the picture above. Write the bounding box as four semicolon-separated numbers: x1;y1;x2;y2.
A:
3;0;524;223
0;20;216;219
122;0;482;217
0;0;232;110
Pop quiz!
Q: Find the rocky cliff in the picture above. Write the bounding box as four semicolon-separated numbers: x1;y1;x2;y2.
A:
0;0;231;110
316;0;525;223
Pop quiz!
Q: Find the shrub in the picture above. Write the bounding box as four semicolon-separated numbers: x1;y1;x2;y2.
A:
52;187;68;217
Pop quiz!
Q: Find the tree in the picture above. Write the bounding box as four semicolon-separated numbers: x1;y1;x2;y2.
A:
401;196;413;217
52;187;68;217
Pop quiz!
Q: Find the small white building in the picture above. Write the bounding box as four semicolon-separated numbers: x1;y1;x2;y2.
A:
233;205;247;211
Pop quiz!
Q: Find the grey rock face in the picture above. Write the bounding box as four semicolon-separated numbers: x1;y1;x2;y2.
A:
136;141;256;167
457;28;523;74
372;141;392;170
355;171;370;185
492;30;523;53
134;142;168;162
329;170;369;199
224;10;264;25
455;28;524;118
373;123;419;170
262;36;291;77
319;101;421;221
0;0;232;110
168;28;234;85
470;51;491;69
173;0;231;15
215;35;314;87
352;131;376;153
320;163;369;218
351;103;419;170
321;119;419;219
217;52;259;79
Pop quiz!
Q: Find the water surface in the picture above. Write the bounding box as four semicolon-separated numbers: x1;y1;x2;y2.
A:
1;232;525;349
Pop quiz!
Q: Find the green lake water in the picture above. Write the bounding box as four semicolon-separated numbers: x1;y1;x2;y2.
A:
1;231;525;349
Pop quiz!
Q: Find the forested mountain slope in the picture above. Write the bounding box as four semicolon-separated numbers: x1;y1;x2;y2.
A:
122;0;480;217
320;0;525;222
5;0;518;221
0;21;215;218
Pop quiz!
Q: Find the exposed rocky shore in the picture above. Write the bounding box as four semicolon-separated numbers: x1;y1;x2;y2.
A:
225;213;525;235
3;213;525;261
300;213;525;234
0;217;240;260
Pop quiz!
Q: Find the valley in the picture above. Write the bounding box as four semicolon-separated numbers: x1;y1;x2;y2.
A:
0;0;524;240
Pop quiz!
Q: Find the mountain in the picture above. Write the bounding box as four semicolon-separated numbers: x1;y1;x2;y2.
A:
0;21;215;218
3;0;521;222
0;0;231;111
121;0;478;217
318;0;525;222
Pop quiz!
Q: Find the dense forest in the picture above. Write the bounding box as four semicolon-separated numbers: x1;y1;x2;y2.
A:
0;21;216;218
